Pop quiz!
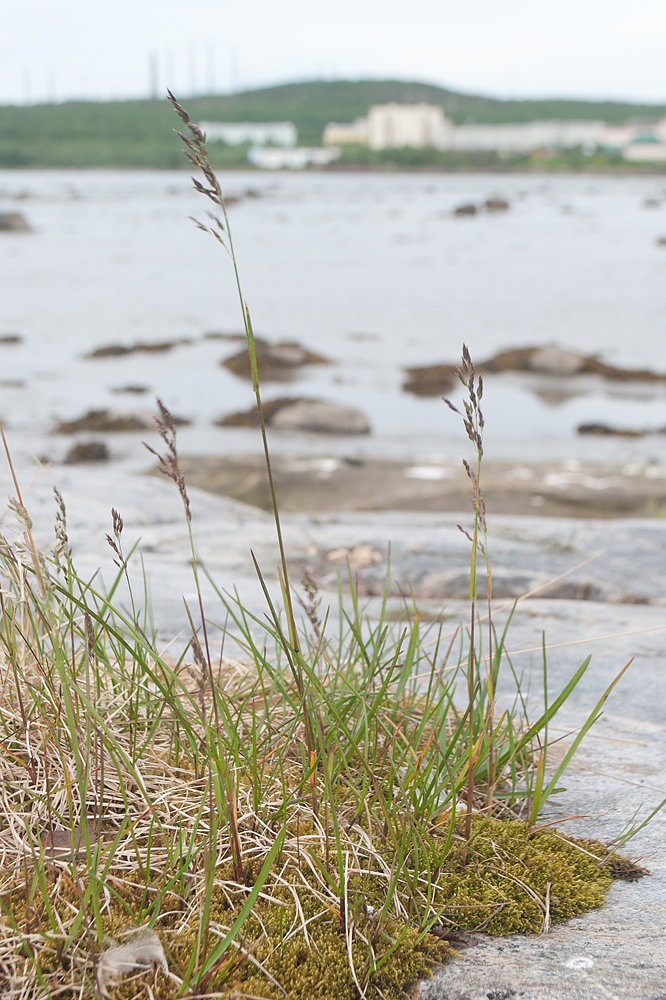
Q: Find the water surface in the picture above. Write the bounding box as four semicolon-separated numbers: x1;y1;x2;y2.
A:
1;169;666;471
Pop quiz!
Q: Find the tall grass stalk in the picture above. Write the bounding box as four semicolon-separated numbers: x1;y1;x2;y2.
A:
445;347;487;843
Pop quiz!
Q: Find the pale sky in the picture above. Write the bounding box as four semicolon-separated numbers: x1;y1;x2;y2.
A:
2;0;665;106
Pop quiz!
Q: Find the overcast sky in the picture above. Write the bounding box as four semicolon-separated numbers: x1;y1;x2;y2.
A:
2;0;665;106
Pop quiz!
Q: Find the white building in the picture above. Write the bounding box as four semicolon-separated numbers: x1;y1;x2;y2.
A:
617;118;666;161
248;146;339;169
450;120;605;153
323;104;666;156
199;121;297;147
599;124;643;151
623;137;666;162
323;104;453;150
366;103;453;149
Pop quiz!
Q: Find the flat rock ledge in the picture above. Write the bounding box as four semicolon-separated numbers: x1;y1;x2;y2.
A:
4;461;665;1000
166;455;666;519
420;711;666;999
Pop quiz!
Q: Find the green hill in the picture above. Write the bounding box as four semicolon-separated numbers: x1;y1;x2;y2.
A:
1;79;665;168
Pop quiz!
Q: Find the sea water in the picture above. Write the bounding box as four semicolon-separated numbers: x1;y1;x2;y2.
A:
1;168;666;470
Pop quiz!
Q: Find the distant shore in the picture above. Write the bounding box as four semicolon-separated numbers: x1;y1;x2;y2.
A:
2;78;665;170
1;162;665;175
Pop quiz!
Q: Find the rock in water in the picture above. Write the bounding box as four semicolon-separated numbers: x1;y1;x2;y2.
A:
221;337;329;381
485;197;510;211
271;400;370;435
217;397;309;427
0;213;31;232
454;203;477;216
55;409;191;434
65;441;110;463
528;345;586;375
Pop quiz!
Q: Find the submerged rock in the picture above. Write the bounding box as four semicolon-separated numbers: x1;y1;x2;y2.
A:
0;212;31;232
221;337;330;381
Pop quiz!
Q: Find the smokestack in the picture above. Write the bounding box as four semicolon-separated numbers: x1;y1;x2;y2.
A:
149;51;159;100
206;43;215;95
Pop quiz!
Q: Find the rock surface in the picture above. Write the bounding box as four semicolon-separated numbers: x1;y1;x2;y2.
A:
64;441;110;464
218;399;370;434
404;346;666;397
0;212;31;232
420;712;666;999
1;460;664;1000
221;337;329;381
110;384;149;395
577;422;664;438
271;400;370;435
485;197;510;212
54;409;191;433
167;455;666;519
528;345;586;375
217;397;320;429
86;339;189;358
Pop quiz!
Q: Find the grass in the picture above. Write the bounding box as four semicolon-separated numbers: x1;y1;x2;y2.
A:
0;97;658;999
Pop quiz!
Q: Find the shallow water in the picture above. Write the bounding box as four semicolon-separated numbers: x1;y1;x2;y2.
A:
1;168;666;471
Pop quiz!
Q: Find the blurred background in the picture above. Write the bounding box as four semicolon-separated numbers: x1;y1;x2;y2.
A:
1;0;666;516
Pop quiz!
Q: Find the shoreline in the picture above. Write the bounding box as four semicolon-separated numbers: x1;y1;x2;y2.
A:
1;164;666;175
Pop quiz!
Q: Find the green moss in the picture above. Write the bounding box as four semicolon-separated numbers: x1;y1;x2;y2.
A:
433;819;614;935
2;820;645;1000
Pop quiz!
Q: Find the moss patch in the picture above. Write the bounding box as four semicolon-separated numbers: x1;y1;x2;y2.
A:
433;819;615;935
1;818;645;1000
